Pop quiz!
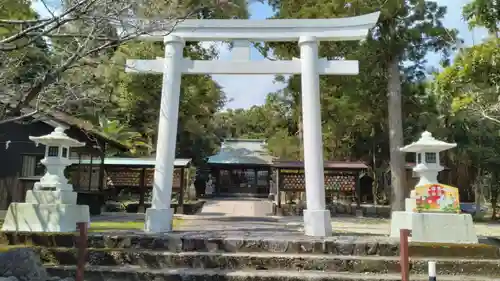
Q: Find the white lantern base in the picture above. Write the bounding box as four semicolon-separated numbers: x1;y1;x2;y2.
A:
34;181;74;191
390;211;478;244
1;203;89;232
25;190;77;205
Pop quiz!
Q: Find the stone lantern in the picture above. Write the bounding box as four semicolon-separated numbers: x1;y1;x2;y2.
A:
400;131;456;188
390;131;478;244
31;126;85;192
2;127;90;232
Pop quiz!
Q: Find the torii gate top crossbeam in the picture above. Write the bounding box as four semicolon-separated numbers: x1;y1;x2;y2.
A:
134;12;380;42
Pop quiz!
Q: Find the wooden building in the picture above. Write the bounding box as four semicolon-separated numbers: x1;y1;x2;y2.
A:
207;139;275;197
71;158;192;213
0;109;127;212
271;161;369;211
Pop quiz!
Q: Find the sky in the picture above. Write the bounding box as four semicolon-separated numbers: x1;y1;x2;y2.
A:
32;0;488;109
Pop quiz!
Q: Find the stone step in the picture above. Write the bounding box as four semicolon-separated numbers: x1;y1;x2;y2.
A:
39;249;500;276
2;232;499;258
46;266;499;281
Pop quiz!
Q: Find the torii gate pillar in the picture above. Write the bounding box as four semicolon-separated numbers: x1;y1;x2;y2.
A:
299;36;331;236
144;35;184;232
125;12;381;236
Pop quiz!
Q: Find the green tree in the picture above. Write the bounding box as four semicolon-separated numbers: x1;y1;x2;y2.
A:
0;0;51;123
434;37;500;217
463;0;499;37
435;38;499;124
96;115;151;156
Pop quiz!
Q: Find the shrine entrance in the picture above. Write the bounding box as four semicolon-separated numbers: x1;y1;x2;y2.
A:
213;165;271;196
125;12;380;236
206;139;273;197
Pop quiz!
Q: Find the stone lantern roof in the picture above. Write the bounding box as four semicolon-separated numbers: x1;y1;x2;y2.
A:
29;127;85;147
400;131;456;153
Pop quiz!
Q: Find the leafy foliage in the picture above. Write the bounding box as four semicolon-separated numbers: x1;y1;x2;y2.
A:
462;0;500;35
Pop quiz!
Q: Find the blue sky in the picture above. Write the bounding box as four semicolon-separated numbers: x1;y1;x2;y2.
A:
32;0;488;109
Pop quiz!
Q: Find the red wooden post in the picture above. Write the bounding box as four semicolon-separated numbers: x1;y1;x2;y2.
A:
76;222;88;281
400;228;410;281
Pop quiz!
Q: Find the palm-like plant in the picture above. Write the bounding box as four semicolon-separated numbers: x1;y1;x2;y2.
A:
98;115;151;156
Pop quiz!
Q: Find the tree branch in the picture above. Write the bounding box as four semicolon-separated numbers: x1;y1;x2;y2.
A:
480;111;500;125
0;110;38;125
0;0;92;45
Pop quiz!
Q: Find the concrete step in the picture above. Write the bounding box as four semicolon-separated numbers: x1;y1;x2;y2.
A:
37;249;500;276
46;266;499;281
2;232;499;258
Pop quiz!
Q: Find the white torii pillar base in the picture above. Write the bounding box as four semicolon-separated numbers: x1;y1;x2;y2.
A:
303;209;332;236
145;208;174;232
1;190;89;232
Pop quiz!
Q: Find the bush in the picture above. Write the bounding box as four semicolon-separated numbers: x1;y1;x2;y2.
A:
104;201;126;212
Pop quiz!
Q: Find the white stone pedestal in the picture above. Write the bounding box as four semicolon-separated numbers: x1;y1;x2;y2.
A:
405;198;417;212
303;209;332;236
25;190;77;204
390;211;478;244
2;190;89;232
145;208;174;232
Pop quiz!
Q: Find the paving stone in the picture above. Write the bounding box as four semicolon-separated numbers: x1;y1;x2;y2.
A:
45;266;500;281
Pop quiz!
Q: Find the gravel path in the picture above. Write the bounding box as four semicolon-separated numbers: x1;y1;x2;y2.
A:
88;199;500;238
197;198;273;217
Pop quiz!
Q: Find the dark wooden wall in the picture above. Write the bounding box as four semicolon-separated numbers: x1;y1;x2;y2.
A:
0;121;53;178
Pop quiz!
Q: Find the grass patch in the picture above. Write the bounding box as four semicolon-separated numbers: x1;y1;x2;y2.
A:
89;221;145;232
0;218;181;233
88;219;181;232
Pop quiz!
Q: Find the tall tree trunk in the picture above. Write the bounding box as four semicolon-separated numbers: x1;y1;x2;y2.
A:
474;165;482;219
387;57;406;212
491;170;499;220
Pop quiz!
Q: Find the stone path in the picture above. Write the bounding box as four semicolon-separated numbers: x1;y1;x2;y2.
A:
197;198;273;217
177;198;282;233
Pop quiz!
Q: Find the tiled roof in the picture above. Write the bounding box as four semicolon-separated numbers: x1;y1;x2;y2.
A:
75;157;191;167
208;139;275;165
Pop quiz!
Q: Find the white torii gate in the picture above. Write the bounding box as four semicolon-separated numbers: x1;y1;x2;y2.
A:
125;12;380;237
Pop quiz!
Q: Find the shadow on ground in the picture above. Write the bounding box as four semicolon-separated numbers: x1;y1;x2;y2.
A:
200;216;280;222
196;212;226;216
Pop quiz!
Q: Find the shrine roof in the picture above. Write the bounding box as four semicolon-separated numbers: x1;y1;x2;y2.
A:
207;139;275;165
